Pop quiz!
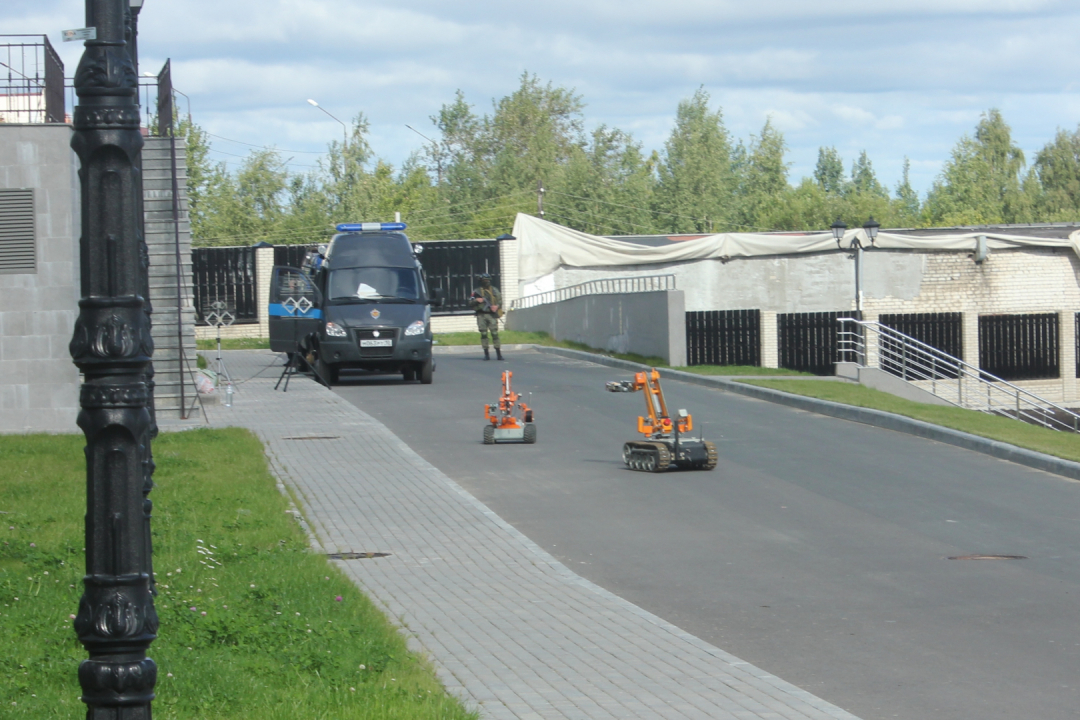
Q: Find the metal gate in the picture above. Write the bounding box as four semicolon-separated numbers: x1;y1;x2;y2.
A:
777;311;856;374
419;240;500;315
191;247;258;324
685;310;761;367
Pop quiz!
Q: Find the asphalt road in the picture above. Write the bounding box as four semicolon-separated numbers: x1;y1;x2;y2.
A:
330;349;1080;720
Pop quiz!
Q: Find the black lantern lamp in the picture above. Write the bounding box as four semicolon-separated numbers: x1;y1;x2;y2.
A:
831;219;847;248
863;216;880;247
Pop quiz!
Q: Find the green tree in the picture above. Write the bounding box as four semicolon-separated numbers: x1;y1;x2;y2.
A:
653;88;735;233
924;109;1028;225
849;151;887;198
735;118;790;230
486;72;585;195
557;126;656;235
892;157;921;226
814;146;846;195
1033;125;1080;221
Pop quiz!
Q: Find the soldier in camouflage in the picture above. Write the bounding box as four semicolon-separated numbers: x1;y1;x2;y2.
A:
469;273;504;360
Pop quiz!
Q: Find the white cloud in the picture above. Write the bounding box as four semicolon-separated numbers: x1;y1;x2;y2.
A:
7;0;1079;198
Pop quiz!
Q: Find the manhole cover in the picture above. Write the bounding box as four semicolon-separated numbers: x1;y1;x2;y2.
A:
948;554;1027;560
327;552;390;560
282;436;341;440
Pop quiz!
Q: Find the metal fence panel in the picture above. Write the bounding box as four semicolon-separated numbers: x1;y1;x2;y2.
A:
274;244;316;269
778;311;856;375
879;312;962;379
685;310;760;367
192;247;258;325
419;240;501;315
979;313;1059;380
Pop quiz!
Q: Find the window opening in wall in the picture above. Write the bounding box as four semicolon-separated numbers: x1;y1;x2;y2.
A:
0;188;36;274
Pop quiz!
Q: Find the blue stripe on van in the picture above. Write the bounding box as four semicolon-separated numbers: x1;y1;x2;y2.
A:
268;303;322;319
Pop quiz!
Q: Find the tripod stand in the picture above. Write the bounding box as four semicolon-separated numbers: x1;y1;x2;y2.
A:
205;301;236;403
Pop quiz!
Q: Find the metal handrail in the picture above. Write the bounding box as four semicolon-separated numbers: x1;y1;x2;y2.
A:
510;274;676;310
838;317;1080;432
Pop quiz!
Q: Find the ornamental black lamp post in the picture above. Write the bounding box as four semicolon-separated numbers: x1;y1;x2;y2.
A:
831;216;881;316
70;0;159;717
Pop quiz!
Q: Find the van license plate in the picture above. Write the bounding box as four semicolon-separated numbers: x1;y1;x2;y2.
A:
360;339;393;347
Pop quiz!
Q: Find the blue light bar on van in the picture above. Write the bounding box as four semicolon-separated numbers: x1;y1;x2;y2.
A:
335;222;407;233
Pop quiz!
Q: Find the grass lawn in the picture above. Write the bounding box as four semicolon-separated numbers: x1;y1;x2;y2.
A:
0;429;477;720
196;337;271;351
741;379;1080;464
434;331;809;377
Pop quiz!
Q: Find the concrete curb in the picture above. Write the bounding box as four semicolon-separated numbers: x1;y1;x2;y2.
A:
533;345;1080;484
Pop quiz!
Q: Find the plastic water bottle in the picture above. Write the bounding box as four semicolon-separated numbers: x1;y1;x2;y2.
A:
224;382;234;408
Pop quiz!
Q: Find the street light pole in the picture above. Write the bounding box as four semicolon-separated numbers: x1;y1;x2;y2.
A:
70;1;158;718
307;98;347;176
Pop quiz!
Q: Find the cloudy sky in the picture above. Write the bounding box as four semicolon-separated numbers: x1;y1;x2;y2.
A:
10;1;1080;197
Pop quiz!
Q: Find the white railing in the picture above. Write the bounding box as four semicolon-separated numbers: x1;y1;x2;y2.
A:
510;274;676;311
837;318;1080;432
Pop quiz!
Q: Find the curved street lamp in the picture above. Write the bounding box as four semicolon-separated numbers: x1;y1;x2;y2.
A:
307;99;347;176
832;217;882;315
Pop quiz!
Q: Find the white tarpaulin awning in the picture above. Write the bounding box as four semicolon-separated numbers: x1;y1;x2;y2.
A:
511;213;1080;284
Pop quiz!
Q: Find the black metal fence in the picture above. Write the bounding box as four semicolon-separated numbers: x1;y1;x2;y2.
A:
685;310;761;367
0;35;65;123
419;240;501;314
274;244;317;269
192;247;259;325
778;311;857;374
879;312;963;378
979;313;1059;380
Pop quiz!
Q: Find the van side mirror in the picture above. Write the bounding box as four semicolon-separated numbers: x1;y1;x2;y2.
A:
430;288;446;307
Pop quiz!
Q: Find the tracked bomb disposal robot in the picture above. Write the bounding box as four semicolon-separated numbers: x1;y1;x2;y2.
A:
483;370;536;444
606;368;717;472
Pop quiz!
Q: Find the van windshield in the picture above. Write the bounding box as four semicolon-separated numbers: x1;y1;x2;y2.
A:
327;267;419;302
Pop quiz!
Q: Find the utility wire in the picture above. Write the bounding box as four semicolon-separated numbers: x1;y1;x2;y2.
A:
205;132;328;154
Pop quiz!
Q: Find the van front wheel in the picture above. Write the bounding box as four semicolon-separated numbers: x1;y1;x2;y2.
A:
419;358;434;384
316;357;338;386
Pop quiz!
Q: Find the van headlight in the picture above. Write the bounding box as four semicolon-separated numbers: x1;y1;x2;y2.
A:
404;320;426;336
325;322;347;338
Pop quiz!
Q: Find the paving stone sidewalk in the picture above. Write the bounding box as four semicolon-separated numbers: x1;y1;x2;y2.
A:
195;350;862;720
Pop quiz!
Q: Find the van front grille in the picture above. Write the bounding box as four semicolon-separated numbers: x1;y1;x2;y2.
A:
355;328;397;357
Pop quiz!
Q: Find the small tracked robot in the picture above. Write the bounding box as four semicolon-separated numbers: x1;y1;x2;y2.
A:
484;370;536;444
606;368;717;472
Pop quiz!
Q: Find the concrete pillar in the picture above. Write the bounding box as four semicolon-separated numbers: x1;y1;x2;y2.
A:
667;290;686;367
1060;310;1076;403
863;311;879;369
499;235;520;308
760;311;778;368
962;311;980;369
256;245;274;338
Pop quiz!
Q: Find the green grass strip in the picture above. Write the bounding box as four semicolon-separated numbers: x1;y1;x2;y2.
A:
196;337;271;350
740;379;1080;464
434;331;809;376
0;429;477;720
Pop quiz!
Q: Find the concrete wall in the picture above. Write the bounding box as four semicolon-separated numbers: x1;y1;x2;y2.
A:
506;290;687;366
0;124;81;432
536;246;1080;317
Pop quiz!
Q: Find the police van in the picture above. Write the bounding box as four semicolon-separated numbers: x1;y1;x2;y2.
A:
268;222;443;385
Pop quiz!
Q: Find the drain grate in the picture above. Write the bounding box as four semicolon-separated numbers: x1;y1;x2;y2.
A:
327;552;390;560
282;436;341;440
948;554;1027;560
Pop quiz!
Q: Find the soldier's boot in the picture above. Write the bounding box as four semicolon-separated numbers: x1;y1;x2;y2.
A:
495;348;504;361
483;348;490;361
